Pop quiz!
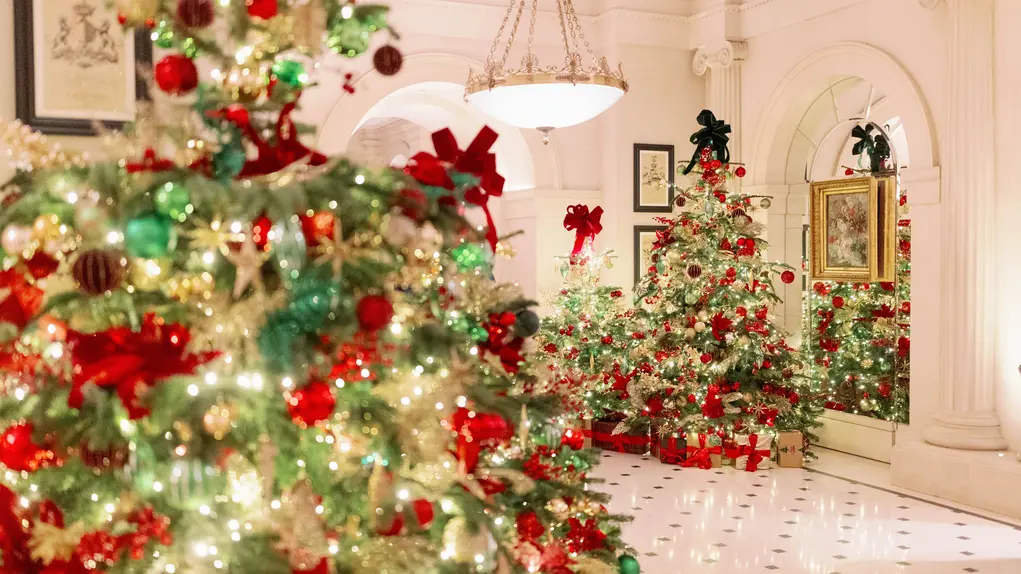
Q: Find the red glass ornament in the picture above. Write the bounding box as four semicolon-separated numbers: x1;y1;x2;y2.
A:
687;394;696;403
373;45;404;76
287;380;336;426
177;0;216;28
412;499;434;529
251;214;272;250
735;166;747;178
761;360;772;369
845;168;855;176
700;353;712;364
735;306;747;317
726;267;736;278
154;54;199;95
832;296;845;308
561;429;584;450
357;295;394;332
780;270;795;284
0;423;52;472
246;0;277;19
878;383;892;398
298;212;335;247
73;249;123;295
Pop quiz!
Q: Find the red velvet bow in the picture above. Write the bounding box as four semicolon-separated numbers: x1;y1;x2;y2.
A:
563;204;603;256
125;148;175;173
212;100;328;179
67;314;219;419
0;253;59;331
408;127;506;250
724;434;771;472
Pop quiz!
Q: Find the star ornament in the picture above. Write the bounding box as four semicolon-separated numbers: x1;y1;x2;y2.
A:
314;217;378;276
226;234;269;299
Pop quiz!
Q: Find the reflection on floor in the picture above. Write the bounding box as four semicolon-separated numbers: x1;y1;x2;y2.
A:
594;448;1021;573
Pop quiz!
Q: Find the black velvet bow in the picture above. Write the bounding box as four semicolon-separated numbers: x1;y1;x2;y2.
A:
851;123;891;173
682;109;732;175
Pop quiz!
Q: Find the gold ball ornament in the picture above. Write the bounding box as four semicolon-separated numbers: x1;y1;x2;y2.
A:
32;214;67;253
694;321;706;333
222;61;269;103
697;310;709;322
547;498;570;521
115;0;160;25
203;401;238;439
742;392;754;403
168;272;214;302
665;250;683;266
684;327;696;340
128;257;172;291
739;335;751;346
73;202;110;240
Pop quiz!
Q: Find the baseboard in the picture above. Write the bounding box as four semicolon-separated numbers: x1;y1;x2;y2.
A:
813;409;897;463
892;432;1021;520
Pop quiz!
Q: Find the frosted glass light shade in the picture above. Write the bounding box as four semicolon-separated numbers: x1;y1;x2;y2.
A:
466;78;626;130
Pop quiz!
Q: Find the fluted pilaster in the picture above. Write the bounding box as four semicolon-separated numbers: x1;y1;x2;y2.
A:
693;41;746;161
924;0;1005;450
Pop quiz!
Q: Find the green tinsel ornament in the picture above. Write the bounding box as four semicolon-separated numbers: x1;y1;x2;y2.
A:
125;213;174;259
618;555;640;574
452;242;489;273
154;182;192;221
271;60;307;88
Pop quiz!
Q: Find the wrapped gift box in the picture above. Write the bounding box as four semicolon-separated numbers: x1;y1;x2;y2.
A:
658;433;686;465
776;430;804;468
726;432;774;472
590;420;650;455
682;432;723;469
649;419;664;459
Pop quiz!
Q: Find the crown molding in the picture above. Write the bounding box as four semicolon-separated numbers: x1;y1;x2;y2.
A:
918;0;944;9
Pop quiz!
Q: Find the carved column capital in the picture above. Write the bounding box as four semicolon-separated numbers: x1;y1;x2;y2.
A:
693;41;747;76
919;0;944;9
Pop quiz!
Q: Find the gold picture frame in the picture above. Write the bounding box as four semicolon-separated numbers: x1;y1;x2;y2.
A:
809;176;895;282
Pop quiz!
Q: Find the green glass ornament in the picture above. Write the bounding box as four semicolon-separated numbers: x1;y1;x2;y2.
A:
326;20;371;57
214;146;247;180
153;20;175;49
618;555;641;574
125;213;174;259
270;219;307;281
452;242;489;273
271;60;307;88
154;182;192;221
470;325;488;342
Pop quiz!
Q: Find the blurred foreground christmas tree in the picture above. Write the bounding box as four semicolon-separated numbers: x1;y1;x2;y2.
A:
0;2;633;573
534;205;637;422
626;110;822;447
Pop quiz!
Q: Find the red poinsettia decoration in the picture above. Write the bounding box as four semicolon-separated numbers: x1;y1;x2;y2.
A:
565;518;607;553
67;314;219;419
709;312;733;342
479;312;526;373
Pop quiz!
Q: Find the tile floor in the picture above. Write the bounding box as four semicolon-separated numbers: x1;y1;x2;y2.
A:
594;449;1021;573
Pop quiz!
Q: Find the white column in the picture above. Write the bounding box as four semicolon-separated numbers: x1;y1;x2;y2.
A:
693;41;746;161
923;0;1006;450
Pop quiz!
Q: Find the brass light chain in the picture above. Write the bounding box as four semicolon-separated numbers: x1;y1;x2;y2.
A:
565;0;599;65
555;0;573;65
489;0;522;70
526;0;540;66
498;0;528;71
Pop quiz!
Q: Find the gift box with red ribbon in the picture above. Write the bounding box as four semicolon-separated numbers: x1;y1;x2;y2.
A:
725;432;774;472
681;432;723;469
658;434;686;465
590;420;650;455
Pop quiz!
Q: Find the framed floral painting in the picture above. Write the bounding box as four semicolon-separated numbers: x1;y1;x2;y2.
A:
14;0;152;136
633;224;667;285
633;144;675;212
809;176;895;282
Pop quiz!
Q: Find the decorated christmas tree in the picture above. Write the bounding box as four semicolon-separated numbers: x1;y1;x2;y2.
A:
0;2;635;573
626;110;821;452
807;125;911;422
534;205;637;423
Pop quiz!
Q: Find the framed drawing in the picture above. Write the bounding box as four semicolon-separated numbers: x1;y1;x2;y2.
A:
633;144;675;212
633;225;667;284
809;176;895;282
14;0;152;136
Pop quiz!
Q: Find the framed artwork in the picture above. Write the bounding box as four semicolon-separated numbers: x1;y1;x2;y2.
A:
633;225;667;284
809;176;895;282
14;0;152;136
633;144;675;212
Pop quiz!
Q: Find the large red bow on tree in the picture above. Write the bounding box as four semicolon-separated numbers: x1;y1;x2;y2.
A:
0;253;59;331
407;127;506;250
67;314;219;419
562;204;603;256
210;99;328;179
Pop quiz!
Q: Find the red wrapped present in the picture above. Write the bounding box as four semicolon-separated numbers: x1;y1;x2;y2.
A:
725;433;773;471
658;434;685;465
590;420;649;455
682;432;722;469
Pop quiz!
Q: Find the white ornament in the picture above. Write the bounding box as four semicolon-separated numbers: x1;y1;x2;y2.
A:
384;212;418;247
694;321;706;333
684;328;696;340
696;310;709;322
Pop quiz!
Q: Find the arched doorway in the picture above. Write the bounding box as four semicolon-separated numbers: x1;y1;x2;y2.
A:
749;42;939;462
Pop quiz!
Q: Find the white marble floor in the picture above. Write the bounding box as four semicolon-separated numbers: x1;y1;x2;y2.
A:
594;449;1021;574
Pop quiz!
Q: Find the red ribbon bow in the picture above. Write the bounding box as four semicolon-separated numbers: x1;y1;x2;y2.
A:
211;99;328;179
682;433;721;469
660;436;684;465
67;314;219;419
407;127;506;250
125;148;175;173
724;434;771;472
563;204;603;256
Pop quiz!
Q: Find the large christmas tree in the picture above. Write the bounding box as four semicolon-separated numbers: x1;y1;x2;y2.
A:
0;2;634;573
534;205;637;422
626;110;821;446
806;125;911;422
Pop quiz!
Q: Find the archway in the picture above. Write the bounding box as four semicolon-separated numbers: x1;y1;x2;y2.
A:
749;42;939;462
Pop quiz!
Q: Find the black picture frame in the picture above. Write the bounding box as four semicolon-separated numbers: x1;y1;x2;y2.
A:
633;224;667;284
633;143;675;213
14;0;152;136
